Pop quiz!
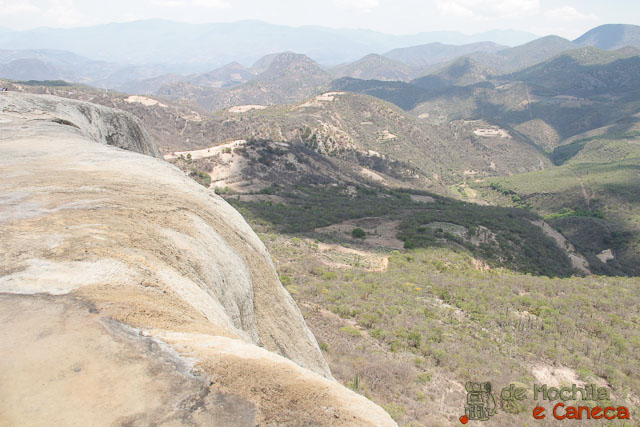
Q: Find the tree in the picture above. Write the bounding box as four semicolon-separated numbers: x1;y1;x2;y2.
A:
352;228;366;239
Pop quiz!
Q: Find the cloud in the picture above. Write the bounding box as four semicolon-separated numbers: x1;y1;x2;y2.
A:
545;6;597;21
0;0;40;15
437;0;540;19
437;1;474;18
192;0;231;8
151;0;186;6
150;0;231;9
43;0;86;27
334;0;380;13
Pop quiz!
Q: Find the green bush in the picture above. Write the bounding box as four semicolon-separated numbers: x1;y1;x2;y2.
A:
189;167;211;187
352;228;366;239
339;325;362;337
382;403;406;422
279;275;292;286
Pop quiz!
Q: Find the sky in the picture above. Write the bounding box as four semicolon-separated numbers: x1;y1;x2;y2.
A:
0;0;637;39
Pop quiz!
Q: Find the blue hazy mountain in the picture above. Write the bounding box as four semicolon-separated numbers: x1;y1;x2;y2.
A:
0;20;538;69
573;24;640;50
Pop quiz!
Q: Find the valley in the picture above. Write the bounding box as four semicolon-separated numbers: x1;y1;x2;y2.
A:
2;19;640;426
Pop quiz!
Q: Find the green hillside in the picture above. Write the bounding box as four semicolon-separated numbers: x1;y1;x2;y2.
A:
412;57;495;90
511;46;640;96
411;46;640;153
331;54;417;82
264;240;640;425
330;77;431;110
230;182;575;277
204;91;549;186
474;126;640;276
469;35;577;74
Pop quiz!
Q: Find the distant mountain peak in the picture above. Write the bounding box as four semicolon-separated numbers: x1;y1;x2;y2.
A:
331;53;416;82
257;52;328;81
505;35;575;52
225;61;247;69
361;53;385;59
574;24;640;51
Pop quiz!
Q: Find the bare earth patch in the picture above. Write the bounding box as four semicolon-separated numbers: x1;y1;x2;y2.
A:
531;220;590;274
315;242;389;272
164;139;245;160
531;364;582;388
228;105;267;113
378;130;397;141
410;194;435;203
473;127;511;138
125;95;168;108
597;249;615;263
360;167;386;183
297;92;345;109
315;217;404;249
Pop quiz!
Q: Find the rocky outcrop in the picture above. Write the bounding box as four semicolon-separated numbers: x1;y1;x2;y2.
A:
0;91;161;158
0;92;396;426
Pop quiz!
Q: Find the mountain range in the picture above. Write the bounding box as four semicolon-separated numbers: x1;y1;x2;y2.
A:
0;20;538;69
1;23;638;98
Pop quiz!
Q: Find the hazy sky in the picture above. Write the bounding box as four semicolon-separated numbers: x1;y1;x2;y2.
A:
1;0;637;39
